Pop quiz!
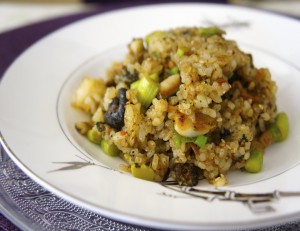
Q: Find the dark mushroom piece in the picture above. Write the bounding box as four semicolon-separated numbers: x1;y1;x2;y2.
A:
105;88;127;130
173;163;202;186
114;68;138;85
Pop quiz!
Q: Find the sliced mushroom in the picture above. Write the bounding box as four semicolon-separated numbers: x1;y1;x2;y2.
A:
173;163;202;186
105;88;127;130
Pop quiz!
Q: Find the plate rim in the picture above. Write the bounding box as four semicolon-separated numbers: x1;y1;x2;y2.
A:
1;3;300;230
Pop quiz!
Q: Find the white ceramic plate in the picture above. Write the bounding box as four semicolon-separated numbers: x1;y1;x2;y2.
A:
1;3;300;230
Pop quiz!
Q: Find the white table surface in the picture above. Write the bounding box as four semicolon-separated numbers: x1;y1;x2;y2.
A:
0;2;95;34
0;1;299;34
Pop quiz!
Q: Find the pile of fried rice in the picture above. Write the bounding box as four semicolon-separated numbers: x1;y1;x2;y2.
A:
73;27;279;187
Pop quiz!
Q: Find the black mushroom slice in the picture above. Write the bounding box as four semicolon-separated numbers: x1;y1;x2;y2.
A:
105;88;127;130
115;68;138;85
173;163;202;186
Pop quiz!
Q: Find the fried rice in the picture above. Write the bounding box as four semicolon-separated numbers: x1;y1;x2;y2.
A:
72;26;288;187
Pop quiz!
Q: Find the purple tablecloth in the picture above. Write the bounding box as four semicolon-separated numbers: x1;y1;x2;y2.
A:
1;2;300;230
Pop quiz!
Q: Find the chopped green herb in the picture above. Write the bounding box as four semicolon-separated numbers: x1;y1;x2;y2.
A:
198;27;225;37
172;134;194;149
267;112;289;143
87;129;102;144
145;30;163;44
148;73;159;82
131;164;157;181
275;112;289;142
100;139;120;156
268;125;282;142
173;134;207;149
176;48;185;58
194;135;208;148
244;149;264;173
240;134;249;142
130;76;159;108
95;122;104;132
130;79;141;90
170;66;179;75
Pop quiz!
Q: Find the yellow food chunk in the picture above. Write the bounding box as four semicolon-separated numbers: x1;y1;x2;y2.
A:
160;74;180;98
73;77;106;114
173;110;216;137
